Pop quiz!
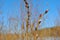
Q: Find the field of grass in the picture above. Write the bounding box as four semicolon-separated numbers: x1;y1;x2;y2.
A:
0;26;60;40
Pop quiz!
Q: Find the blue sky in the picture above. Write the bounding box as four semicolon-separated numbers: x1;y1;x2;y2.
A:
0;0;60;32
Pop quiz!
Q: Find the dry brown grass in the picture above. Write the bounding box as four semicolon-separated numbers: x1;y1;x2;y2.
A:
0;26;60;40
0;0;60;40
32;26;60;37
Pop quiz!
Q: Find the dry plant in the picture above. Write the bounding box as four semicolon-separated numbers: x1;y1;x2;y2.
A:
19;0;49;40
8;16;19;33
0;0;49;40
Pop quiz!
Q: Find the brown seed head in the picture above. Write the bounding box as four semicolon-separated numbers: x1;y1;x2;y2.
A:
45;9;48;14
39;14;42;17
38;21;41;24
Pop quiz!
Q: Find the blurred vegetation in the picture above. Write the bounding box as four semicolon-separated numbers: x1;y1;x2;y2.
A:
0;26;60;40
0;0;60;40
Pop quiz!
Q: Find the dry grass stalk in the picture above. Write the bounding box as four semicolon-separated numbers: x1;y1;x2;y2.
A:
24;0;30;33
8;17;19;40
21;22;24;30
24;0;31;40
36;9;48;31
23;0;49;39
31;19;35;31
0;0;49;40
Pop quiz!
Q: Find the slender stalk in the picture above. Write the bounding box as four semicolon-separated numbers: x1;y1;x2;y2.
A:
24;0;30;33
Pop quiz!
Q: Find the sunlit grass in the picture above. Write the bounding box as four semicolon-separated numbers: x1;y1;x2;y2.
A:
0;0;60;40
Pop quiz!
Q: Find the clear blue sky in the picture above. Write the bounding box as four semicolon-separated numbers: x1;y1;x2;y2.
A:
0;0;60;32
